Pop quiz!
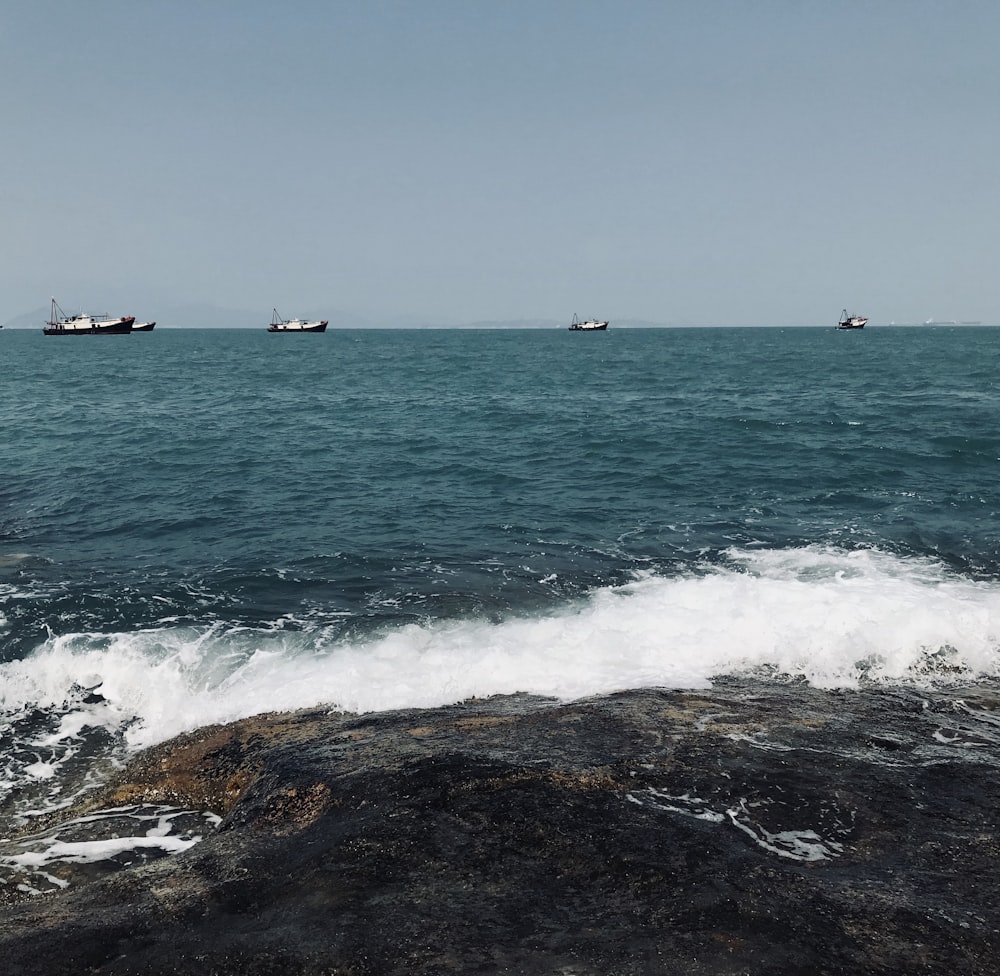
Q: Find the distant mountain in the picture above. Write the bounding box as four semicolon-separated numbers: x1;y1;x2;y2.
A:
2;307;50;330
607;318;679;329
454;318;677;330
1;304;678;330
458;319;560;330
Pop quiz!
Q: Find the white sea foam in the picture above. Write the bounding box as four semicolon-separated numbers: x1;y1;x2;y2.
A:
0;805;220;892
2;547;999;757
8;834;200;869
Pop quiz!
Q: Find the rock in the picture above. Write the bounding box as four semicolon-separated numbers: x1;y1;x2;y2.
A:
1;681;999;974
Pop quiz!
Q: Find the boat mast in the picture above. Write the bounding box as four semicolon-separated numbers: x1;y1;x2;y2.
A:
49;297;66;325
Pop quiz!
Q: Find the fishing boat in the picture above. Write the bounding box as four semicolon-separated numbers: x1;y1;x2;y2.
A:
837;309;867;330
43;299;134;336
132;321;156;332
267;309;328;333
568;314;608;331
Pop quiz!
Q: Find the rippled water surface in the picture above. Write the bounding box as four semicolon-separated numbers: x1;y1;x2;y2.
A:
2;325;1000;845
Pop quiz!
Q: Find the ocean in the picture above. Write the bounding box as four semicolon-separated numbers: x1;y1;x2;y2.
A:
2;324;1000;895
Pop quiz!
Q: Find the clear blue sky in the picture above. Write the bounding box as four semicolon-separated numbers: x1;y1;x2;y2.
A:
3;0;997;326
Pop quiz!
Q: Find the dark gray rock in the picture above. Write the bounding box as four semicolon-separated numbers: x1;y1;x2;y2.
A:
2;680;999;974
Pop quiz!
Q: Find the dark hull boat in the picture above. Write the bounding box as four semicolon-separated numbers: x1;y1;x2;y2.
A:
43;299;134;336
268;308;328;332
837;309;867;330
132;322;156;332
568;314;609;331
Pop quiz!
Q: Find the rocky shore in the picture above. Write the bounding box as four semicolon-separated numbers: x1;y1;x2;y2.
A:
2;679;999;975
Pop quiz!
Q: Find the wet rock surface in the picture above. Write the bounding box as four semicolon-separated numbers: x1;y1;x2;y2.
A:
2;679;999;975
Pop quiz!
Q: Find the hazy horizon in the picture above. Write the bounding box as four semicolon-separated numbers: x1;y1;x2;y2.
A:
3;2;998;328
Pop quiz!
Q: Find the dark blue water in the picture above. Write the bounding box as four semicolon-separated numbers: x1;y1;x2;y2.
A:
4;327;999;641
2;326;1000;855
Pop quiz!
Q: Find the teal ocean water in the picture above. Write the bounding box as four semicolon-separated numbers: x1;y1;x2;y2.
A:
2;325;1000;884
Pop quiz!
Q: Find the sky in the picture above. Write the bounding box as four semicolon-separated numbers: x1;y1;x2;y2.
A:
2;0;998;327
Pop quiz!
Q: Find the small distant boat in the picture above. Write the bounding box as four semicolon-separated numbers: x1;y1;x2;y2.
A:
568;314;608;331
43;298;134;336
268;309;328;333
836;309;867;330
132;321;156;332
